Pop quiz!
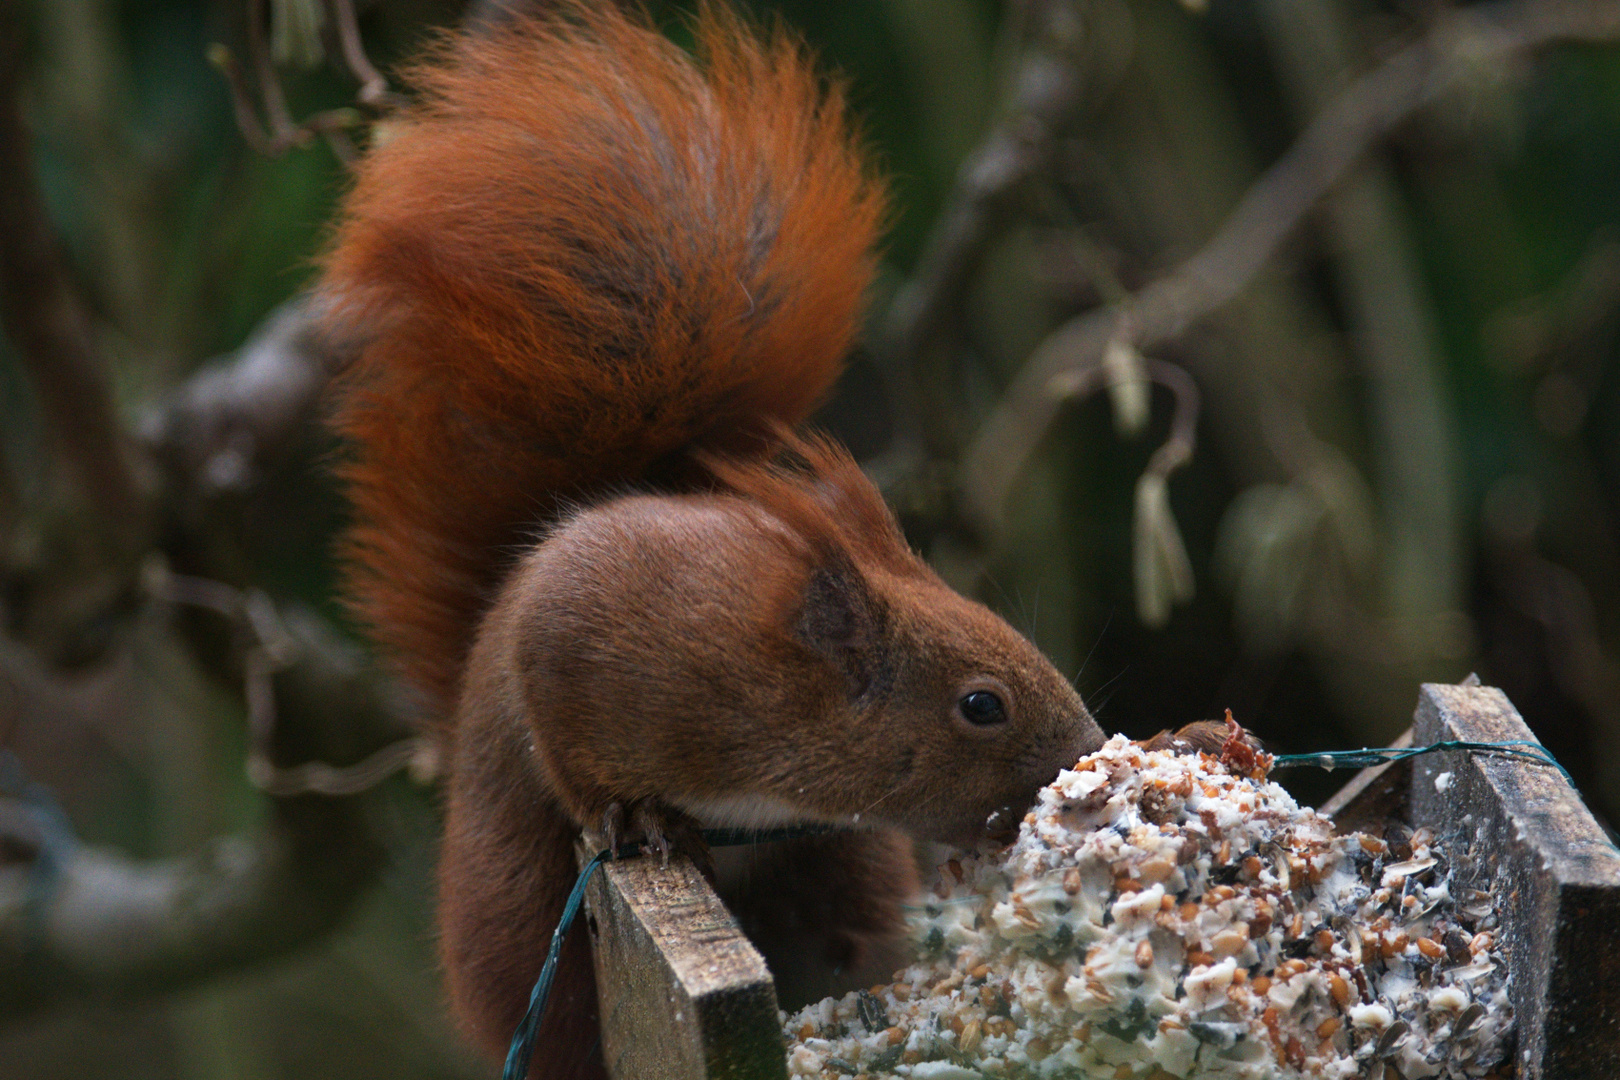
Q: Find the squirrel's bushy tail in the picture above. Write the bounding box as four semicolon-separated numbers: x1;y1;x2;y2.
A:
320;2;884;728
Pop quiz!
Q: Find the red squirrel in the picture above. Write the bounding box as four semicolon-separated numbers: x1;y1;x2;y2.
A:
317;4;1105;1076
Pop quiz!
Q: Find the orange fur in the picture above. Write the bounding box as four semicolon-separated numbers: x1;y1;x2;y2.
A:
700;428;931;579
322;3;883;727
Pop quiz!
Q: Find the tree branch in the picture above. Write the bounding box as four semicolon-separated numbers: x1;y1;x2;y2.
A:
0;0;420;1023
141;294;341;497
0;798;379;1015
0;603;408;1017
874;0;1087;474
961;0;1620;532
325;0;395;109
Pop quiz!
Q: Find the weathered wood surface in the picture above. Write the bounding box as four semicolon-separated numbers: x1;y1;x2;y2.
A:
1406;682;1620;1080
577;839;786;1080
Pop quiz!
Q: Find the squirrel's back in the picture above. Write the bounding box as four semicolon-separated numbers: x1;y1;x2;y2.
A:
320;2;884;724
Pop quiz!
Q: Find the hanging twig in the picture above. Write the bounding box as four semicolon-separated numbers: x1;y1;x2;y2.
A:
326;0;397;108
1049;353;1201;625
145;566;430;797
871;0;1090;481
207;0;401;164
208;41;364;163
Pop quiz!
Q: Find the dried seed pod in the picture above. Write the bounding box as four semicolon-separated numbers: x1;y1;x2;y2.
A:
1377;1019;1411;1057
855;990;887;1032
1454;1002;1487;1038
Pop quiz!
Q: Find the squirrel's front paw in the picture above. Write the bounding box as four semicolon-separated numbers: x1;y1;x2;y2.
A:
601;799;709;871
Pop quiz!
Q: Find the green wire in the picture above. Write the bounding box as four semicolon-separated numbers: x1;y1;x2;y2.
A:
1271;738;1576;788
502;847;613;1080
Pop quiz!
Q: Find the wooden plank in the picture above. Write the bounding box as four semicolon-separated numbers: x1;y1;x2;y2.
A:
577;839;787;1080
1409;682;1620;1080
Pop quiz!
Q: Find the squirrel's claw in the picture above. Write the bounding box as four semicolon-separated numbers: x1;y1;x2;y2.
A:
602;799;707;870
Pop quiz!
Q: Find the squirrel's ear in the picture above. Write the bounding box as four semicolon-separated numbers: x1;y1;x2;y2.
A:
797;560;883;702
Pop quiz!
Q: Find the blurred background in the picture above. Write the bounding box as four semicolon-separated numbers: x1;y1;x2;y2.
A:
3;0;1619;1076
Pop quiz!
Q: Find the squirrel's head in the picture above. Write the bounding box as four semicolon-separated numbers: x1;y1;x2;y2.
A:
790;554;1107;845
701;431;1106;844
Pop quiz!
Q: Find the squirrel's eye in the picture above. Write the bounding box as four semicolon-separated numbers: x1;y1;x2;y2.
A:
959;690;1007;726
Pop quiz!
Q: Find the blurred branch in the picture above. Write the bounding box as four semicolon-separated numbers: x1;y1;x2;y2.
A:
326;0;391;107
875;0;1087;471
142;294;340;498
0;600;409;1017
1260;0;1463;632
0;0;144;533
145;568;430;795
0;798;380;1016
962;0;1620;532
206;0;408;164
0;0;467;1031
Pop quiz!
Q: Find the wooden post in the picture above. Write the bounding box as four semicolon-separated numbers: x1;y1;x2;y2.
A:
1409;682;1620;1080
577;839;787;1080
